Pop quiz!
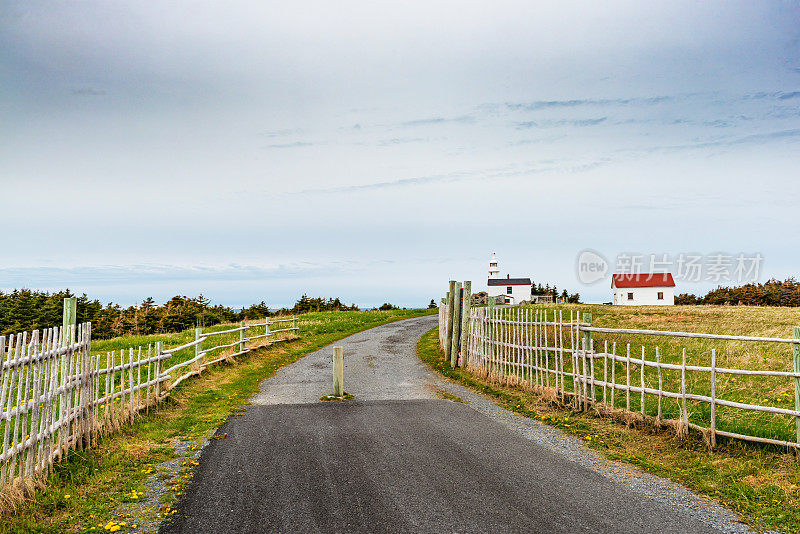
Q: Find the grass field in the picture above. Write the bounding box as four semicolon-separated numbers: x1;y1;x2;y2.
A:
1;308;435;534
423;303;800;533
477;304;800;447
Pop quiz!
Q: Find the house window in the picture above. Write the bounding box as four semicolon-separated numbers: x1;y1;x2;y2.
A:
627;292;634;300
657;291;664;300
507;286;513;294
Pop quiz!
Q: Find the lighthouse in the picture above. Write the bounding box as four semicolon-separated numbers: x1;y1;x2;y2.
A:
488;253;500;279
487;253;531;304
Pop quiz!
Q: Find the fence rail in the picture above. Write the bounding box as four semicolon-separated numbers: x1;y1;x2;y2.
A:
0;316;299;497
439;284;800;451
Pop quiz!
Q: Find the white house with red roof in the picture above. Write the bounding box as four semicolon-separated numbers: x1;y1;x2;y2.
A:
612;273;676;306
487;253;532;304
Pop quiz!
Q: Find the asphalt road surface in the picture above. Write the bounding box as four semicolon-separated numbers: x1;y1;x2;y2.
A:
161;315;724;534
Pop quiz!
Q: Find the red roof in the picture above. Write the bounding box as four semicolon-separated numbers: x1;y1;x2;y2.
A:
612;273;675;288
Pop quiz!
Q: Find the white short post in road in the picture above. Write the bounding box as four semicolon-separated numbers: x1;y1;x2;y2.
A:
333;346;344;397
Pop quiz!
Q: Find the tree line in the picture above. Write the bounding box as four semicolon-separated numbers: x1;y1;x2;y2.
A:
283;295;359;314
0;289;359;339
675;278;800;306
530;281;581;304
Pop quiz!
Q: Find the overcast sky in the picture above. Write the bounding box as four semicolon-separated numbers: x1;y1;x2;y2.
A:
2;1;799;307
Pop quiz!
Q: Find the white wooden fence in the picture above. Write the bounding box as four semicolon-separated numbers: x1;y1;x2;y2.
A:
440;299;800;451
0;317;299;498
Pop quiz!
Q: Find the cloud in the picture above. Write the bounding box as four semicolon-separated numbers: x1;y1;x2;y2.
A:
0;263;341;289
263;141;314;149
508;135;567;146
291;158;610;195
500;90;800;114
731;129;800;144
503;95;672;112
377;137;426;146
744;90;800;101
620;128;800;154
259;129;302;137
295;172;469;194
71;88;106;96
516;117;607;128
400;115;474;127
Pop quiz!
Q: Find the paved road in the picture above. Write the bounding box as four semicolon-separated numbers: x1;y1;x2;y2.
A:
162;316;723;534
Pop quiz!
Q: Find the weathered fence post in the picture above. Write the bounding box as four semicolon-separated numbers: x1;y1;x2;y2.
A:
62;297;77;345
710;348;717;449
487;297;495;368
333;346;344;397
85;324;95;447
265;317;271;340
793;327;800;445
582;312;592;406
195;327;203;370
581;312;592;356
640;346;646;416
656;346;663;420
444;281;456;361
459;281;472;368
681;348;688;436
450;282;462;367
155;341;163;399
240;320;246;352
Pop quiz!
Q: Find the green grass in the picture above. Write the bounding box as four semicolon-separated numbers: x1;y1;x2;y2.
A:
436;390;468;403
418;325;800;533
1;308;434;534
480;304;800;446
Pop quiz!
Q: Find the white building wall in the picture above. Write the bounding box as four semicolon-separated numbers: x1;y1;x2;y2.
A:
488;284;531;304
612;286;674;306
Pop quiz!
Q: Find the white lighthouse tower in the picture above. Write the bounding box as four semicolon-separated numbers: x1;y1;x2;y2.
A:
488;253;500;279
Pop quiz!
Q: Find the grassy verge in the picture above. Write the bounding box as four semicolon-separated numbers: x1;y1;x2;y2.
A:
418;326;800;534
2;308;434;534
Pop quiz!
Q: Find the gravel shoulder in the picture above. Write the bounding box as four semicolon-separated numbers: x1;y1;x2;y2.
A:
162;316;753;534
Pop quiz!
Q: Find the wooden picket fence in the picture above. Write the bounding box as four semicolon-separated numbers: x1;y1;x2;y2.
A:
439;291;800;451
0;317;299;501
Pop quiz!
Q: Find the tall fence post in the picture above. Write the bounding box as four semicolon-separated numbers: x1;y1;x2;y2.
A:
710;348;717;449
195;327;203;370
459;281;472;368
62;297;77;345
793;327;800;445
487;297;495;366
581;312;592;406
581;312;592;355
155;341;163;398
240;320;246;352
333;346;344;397
444;281;456;361
81;324;92;447
440;293;448;348
681;348;688;436
450;282;462;367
